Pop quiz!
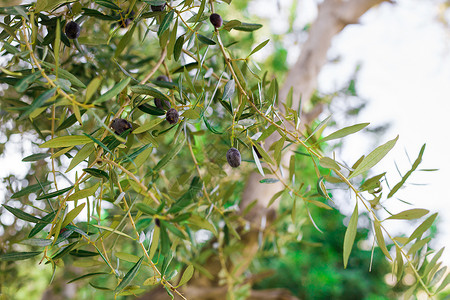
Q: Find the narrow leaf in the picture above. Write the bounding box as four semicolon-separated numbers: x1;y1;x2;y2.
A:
177;265;194;287
386;209;429;221
39;135;93;148
248;39;270;57
115;256;144;293
2;205;50;223
0;251;42;261
349;136;399;179
407;213;438;243
343;204;358;268
93;77;131;104
61;203;86;228
36;186;74;200
374;220;392;260
319;123;370;143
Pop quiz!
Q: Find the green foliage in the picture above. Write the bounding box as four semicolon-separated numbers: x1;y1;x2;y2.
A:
0;0;447;299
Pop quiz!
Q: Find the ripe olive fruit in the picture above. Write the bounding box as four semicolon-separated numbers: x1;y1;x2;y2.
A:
64;21;81;40
156;75;170;82
111;118;133;135
154;98;171;110
226;147;241;168
165;108;179;124
210;13;223;28
151;3;166;11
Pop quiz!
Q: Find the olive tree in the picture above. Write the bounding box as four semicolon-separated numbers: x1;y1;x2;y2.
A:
0;0;448;299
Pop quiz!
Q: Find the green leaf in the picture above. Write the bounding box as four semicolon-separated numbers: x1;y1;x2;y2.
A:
234;22;263;32
15;71;42;93
387;144;426;198
319;157;341;170
20;87;57;120
93;77;130;104
52;241;78;260
61;203;86;228
267;190;284;208
29;211;57;238
92;225;134;240
259;178;279;184
67;272;109;284
0;251;42;261
66;143;95;172
2;205;50;223
69;250;99;257
343;204;358;268
115;252;140;263
36;186;74;200
95;0;121;10
143;276;160;286
177;265;194;287
252;145;265;177
56;109;87;132
115;23;137;58
435;273;450;293
131;85;171;102
158;10;174;37
67;183;100;202
115;256;144;294
39;135;93;148
222;19;242;31
41;61;86;88
22;153;51;162
374;220;392;260
173;35;184;61
148;226;160;260
20;238;53;247
153;137;185;172
11;181;52;199
136;203;157;216
83;168;109;180
137;103;166;116
407;213;437;243
248;39;269;57
386;209;429;220
349;136;399;179
319;123;370;144
222;79;235;101
197;33;216;45
203;116;222;134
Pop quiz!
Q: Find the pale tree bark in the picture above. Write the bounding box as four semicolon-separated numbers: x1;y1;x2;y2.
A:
140;0;390;299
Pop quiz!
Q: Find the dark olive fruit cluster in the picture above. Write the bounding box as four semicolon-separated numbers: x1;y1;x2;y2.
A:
154;75;171;110
64;21;81;40
210;13;223;28
111;118;133;135
151;3;166;11
166;108;179;124
226;148;241;168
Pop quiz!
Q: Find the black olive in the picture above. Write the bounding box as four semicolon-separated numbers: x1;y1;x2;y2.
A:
210;13;223;28
226;147;241;168
156;75;170;82
151;3;166;12
165;108;179;124
64;21;81;40
155;218;160;227
110;118;133;135
154;98;171;110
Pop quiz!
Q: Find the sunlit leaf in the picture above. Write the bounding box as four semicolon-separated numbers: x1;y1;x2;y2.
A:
0;251;42;261
343;204;358;268
319;123;370;144
177;265;194;287
386;209;429;221
349;136;399;179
